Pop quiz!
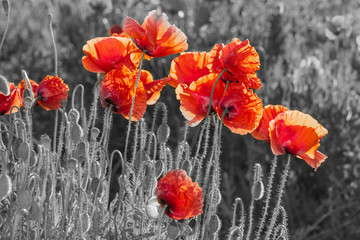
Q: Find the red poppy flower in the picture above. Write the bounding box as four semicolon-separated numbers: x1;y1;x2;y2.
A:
251;105;289;142
99;68;147;121
176;73;226;126
166;51;212;88
138;70;168;105
18;79;39;106
209;38;261;89
156;169;204;220
269;110;328;170
36;75;69;111
82;36;143;73
217;85;263;135
123;10;188;58
0;82;21;115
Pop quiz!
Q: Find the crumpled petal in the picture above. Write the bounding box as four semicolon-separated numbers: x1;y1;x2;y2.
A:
156;169;204;220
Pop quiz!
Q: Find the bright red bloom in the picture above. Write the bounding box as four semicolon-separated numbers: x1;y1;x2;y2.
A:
18;79;39;106
269;110;328;170
166;51;212;88
217;86;263;135
99;68;147;121
123;10;188;58
156;169;204;220
251;105;289;142
0;82;21;115
176;73;226;126
82;36;143;73
209;38;261;89
36;76;69;111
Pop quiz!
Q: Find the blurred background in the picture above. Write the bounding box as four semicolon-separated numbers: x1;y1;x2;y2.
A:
1;0;359;239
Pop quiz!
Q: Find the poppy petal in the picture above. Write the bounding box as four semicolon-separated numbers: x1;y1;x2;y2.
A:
298;151;327;171
217;86;263;135
167;51;211;88
156;169;204;220
269;110;328;170
99;68;147;121
176;73;225;126
0;82;21;115
124;10;188;58
251;105;289;142
82;37;142;73
36;76;69;111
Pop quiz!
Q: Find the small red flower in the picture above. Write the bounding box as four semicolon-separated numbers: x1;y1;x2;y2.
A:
251;105;289;142
18;79;39;106
123;10;188;58
217;85;263;135
209;38;261;89
0;82;21;115
269;110;328;170
166;51;212;88
109;24;123;36
82;36;143;73
176;73;226;126
36;76;69;111
99;68;147;121
156;169;204;220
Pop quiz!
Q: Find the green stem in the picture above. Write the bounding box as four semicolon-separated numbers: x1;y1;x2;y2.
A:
206;68;227;117
264;154;291;240
49;14;58;76
124;50;146;161
254;155;278;240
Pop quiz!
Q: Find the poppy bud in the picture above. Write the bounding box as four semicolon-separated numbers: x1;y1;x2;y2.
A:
157;123;170;143
17;190;32;211
0;75;9;96
2;0;9;16
0;174;12;201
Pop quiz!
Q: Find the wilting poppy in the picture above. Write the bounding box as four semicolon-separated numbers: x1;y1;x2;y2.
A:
268;110;328;170
36;75;69;111
123;10;188;58
156;169;204;220
82;36;143;73
209;38;261;89
18;79;39;106
251;105;289;142
166;51;212;88
217;85;263;135
0;82;21;115
99;67;147;121
176;73;226;126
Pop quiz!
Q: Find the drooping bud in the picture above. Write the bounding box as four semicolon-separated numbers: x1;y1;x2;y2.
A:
0;75;10;96
253;163;265;200
2;0;9;16
167;220;180;239
208;214;221;234
157;123;170;143
81;213;91;234
90;127;100;141
0;174;12;201
17;190;32;211
181;159;192;175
